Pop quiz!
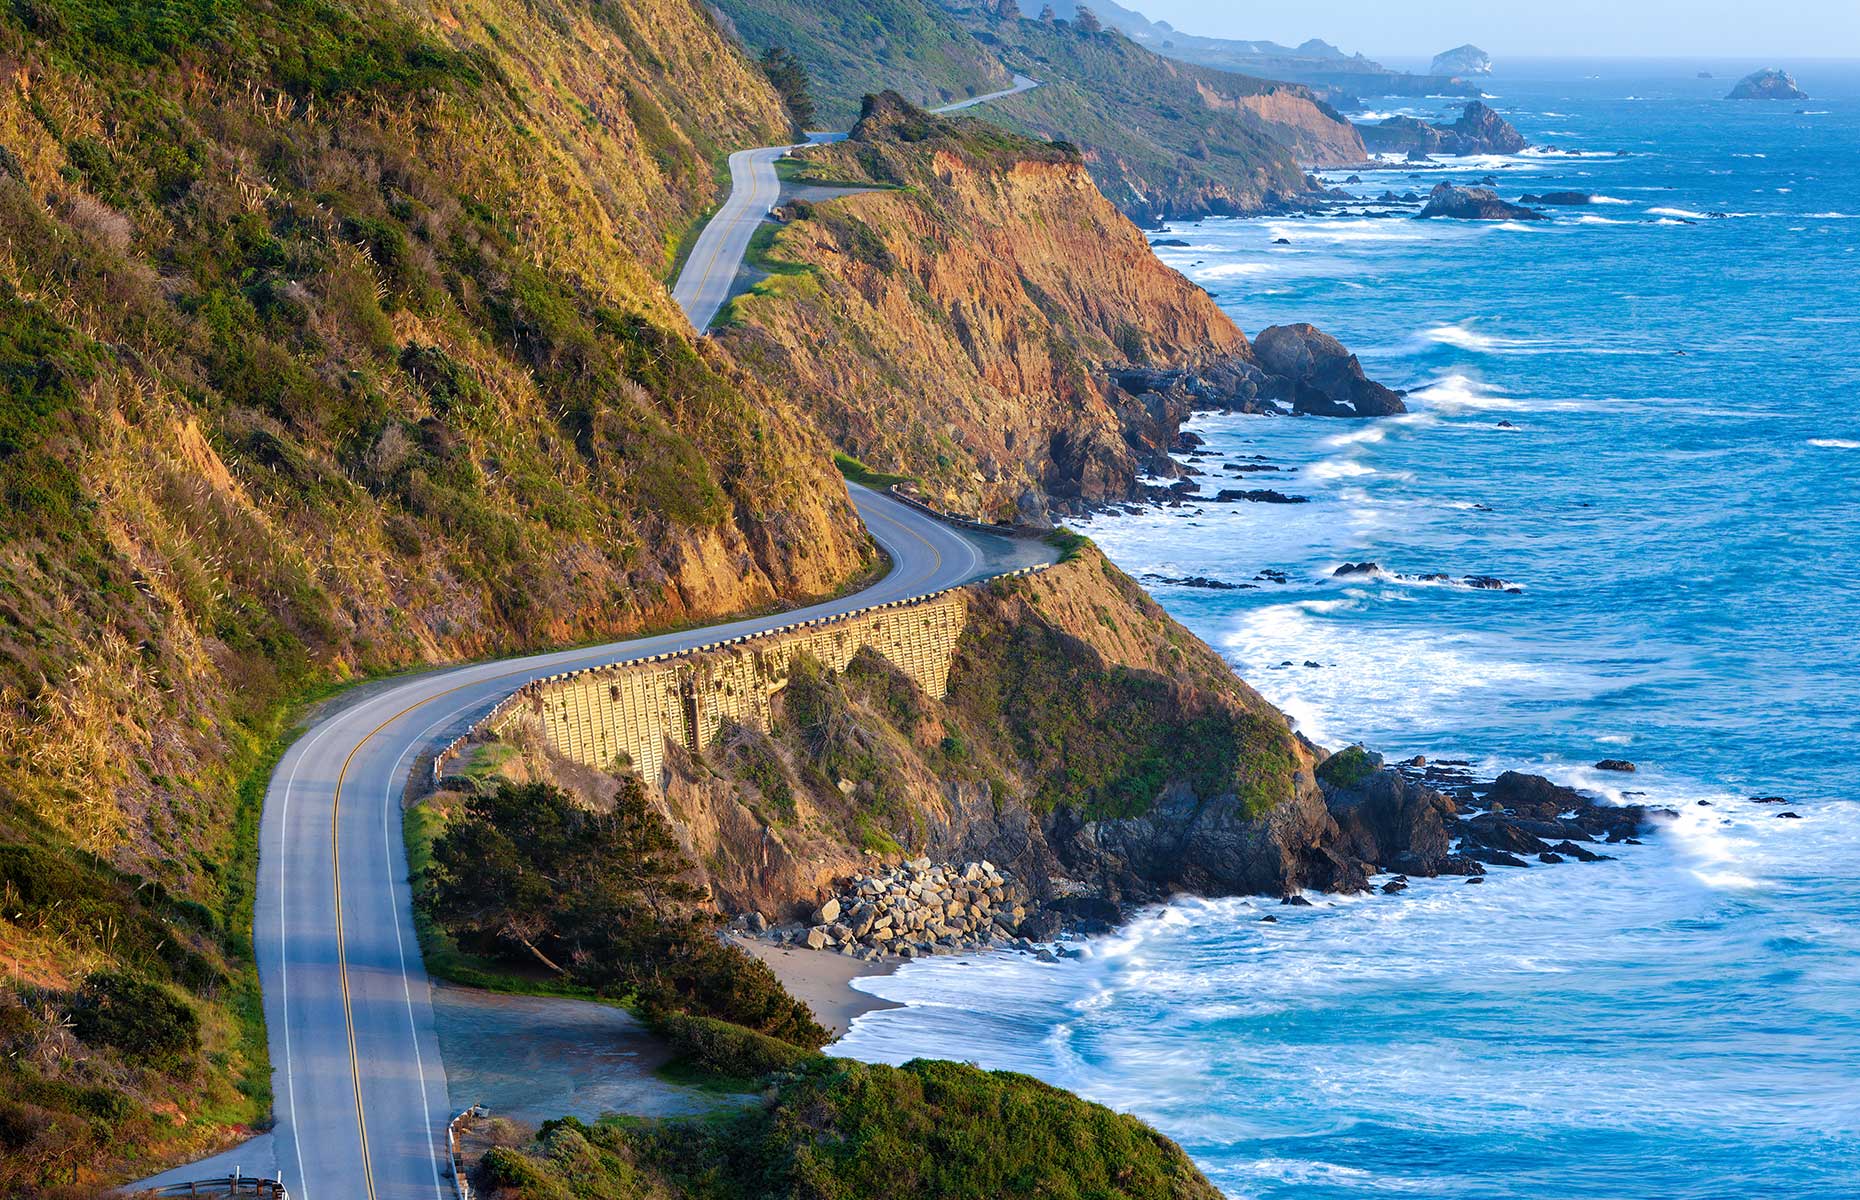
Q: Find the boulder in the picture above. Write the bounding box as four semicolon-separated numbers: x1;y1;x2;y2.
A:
1253;323;1408;418
1594;759;1637;773
814;897;841;925
804;926;830;951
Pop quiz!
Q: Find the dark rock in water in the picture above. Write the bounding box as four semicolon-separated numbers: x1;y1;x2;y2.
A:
1465;877;1486;884
1223;462;1282;473
1467;848;1531;868
1520;191;1595;206
1302;660;1322;668
1698;71;1714;79
1464;815;1552;856
1538;851;1565;864
1144;573;1253;591
1322;765;1455;876
1594;759;1637;772
1432;44;1494;77
1255;568;1290;584
1219;488;1309;504
1253;322;1408;418
1281;894;1314;907
1345;174;1362;183
1150;237;1190;247
1273;237;1292;245
1260;915;1279;923
1551;840;1610;863
1406;147;1433;162
1418;183;1546;221
1173;430;1206;451
1776;811;1803;819
1462;575;1523;593
1728;68;1807;100
1749;795;1788;804
1497;419;1517;428
1381;879;1409;894
1334;561;1381;577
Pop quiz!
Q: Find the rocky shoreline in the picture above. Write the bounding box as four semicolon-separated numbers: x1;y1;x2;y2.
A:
735;755;1672;972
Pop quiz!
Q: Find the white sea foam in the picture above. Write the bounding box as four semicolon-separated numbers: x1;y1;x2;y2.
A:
1420;322;1553;354
1303;458;1377;482
1647;206;1711;219
1590;195;1632;204
1194;261;1278;279
1575;214;1629;224
1808;438;1860;449
1808;211;1857;219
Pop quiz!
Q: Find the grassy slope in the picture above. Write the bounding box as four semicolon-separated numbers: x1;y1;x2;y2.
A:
0;0;874;1190
713;0;1340;219
712;0;1011;127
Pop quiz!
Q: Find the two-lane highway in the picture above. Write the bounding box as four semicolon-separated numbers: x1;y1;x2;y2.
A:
671;73;1039;332
137;486;1051;1200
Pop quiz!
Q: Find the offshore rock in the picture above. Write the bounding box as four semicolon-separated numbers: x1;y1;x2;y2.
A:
1417;183;1546;221
1431;45;1493;76
1253;324;1409;417
1728;69;1807;100
1360;102;1527;157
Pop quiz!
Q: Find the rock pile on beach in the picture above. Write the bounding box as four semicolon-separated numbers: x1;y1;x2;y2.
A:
775;858;1042;961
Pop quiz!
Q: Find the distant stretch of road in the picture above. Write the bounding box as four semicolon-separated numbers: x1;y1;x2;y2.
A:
135;485;1051;1200
671;73;1040;332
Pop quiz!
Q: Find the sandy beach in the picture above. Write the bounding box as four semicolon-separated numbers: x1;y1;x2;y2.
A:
733;937;904;1037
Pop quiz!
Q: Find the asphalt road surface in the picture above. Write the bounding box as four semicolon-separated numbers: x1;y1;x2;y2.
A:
137;485;1052;1200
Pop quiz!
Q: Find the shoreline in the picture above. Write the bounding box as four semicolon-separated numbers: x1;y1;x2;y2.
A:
733;936;905;1038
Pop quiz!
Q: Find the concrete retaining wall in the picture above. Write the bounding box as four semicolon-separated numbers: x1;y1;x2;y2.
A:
441;568;1044;788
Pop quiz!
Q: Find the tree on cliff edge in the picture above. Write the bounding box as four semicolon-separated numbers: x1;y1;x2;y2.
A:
760;46;816;132
1075;5;1104;35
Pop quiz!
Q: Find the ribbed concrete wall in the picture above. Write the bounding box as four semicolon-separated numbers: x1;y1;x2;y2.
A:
471;583;996;787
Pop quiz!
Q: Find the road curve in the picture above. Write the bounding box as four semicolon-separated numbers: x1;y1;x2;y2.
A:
671;73;1039;332
136;485;1050;1200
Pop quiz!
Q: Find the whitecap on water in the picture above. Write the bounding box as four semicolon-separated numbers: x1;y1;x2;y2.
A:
1808;438;1860;449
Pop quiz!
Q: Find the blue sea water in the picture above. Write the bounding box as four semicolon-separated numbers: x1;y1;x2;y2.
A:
836;60;1860;1197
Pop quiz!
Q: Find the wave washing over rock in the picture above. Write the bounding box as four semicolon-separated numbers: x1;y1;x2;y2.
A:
836;60;1860;1198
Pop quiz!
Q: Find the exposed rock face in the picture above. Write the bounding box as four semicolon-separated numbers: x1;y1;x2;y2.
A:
722;93;1402;516
1728;68;1807;100
1417;183;1546;221
1522;191;1594;205
1252;324;1408;417
1431;44;1493;76
1359;101;1526;157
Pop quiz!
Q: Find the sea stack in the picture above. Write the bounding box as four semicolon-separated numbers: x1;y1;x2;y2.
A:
1727;68;1807;100
1432;44;1493;76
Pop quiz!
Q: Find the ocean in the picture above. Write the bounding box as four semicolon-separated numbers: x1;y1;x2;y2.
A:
835;59;1860;1197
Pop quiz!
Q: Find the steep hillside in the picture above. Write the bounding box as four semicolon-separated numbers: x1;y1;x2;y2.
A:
954;3;1361;219
718;94;1384;517
0;0;872;1188
715;0;1362;220
711;0;1011;126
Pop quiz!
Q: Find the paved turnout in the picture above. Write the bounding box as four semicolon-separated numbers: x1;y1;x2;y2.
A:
671;73;1039;332
137;485;1051;1200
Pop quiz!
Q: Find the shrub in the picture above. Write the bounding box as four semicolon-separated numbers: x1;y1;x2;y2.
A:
655;1012;816;1081
1316;745;1380;790
68;970;200;1065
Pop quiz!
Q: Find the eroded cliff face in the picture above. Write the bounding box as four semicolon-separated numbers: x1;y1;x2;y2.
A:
718;96;1264;517
1206;84;1366;168
488;548;1351;921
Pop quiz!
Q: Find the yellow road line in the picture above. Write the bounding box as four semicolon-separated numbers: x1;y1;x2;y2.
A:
321;490;949;1197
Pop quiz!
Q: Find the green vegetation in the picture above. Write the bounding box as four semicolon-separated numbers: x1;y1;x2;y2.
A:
655;1011;815;1085
477;1056;1222;1200
715;0;1351;220
714;0;1010;126
832;450;913;488
1317;744;1381;790
421;780;826;1046
1046;526;1094;562
759;45;816;130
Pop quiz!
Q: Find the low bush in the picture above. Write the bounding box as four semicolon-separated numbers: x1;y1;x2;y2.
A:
68;970;200;1065
655;1011;816;1081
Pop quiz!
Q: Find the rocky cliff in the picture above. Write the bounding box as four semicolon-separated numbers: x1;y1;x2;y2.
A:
720;94;1394;518
470;544;1349;922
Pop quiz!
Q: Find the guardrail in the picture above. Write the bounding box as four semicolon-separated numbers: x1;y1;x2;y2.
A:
143;1175;288;1198
427;565;1051;784
445;1104;482;1200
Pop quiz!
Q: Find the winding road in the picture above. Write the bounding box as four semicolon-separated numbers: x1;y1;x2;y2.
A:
139;68;1047;1200
138;487;1050;1200
671;73;1039;332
